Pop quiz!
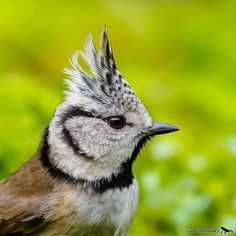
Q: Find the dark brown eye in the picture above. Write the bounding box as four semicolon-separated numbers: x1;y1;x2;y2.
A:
107;116;126;130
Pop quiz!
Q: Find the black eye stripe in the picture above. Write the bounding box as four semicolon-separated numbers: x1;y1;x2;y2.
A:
61;107;131;129
60;107;101;124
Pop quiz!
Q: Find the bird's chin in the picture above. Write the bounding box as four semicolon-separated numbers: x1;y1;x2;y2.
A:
130;135;152;162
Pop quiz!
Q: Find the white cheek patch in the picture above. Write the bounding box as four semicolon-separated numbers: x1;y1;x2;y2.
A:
64;116;135;161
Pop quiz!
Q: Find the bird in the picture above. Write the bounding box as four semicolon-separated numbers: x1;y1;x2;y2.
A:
0;28;179;236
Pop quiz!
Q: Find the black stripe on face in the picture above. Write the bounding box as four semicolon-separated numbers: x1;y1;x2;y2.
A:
62;126;94;159
60;106;100;124
60;106;99;159
40;125;79;184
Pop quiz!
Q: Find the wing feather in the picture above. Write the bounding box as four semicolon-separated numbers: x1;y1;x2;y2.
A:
0;155;53;235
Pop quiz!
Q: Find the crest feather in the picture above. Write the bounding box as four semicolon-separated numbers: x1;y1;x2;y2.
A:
64;27;139;111
65;27;117;87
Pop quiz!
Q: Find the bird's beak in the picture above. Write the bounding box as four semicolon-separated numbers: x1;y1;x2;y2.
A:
143;121;179;136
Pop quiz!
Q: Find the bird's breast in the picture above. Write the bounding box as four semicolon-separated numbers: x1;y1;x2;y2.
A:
69;178;139;235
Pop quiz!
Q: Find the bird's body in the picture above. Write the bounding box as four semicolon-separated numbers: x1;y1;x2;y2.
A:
0;28;178;235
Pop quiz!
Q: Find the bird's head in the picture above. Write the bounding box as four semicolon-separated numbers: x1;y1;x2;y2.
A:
48;28;179;183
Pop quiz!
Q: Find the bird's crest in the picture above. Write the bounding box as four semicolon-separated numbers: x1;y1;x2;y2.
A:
64;27;140;111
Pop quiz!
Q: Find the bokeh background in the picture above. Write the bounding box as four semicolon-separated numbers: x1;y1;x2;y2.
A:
0;1;236;235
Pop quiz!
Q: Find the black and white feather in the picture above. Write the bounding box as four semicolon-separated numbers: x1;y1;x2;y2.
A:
64;27;140;111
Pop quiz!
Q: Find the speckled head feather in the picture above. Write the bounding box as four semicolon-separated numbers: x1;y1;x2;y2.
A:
64;27;141;112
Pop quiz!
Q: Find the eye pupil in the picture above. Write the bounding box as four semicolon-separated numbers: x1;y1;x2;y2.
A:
107;116;126;129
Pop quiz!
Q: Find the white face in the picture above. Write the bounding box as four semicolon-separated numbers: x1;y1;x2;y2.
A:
60;96;151;160
48;92;152;181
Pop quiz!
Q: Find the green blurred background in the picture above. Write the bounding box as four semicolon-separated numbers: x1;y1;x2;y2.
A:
0;1;236;235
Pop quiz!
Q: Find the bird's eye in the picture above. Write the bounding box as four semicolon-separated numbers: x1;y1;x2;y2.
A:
107;116;126;130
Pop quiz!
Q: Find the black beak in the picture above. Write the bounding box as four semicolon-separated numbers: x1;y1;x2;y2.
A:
143;121;179;136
